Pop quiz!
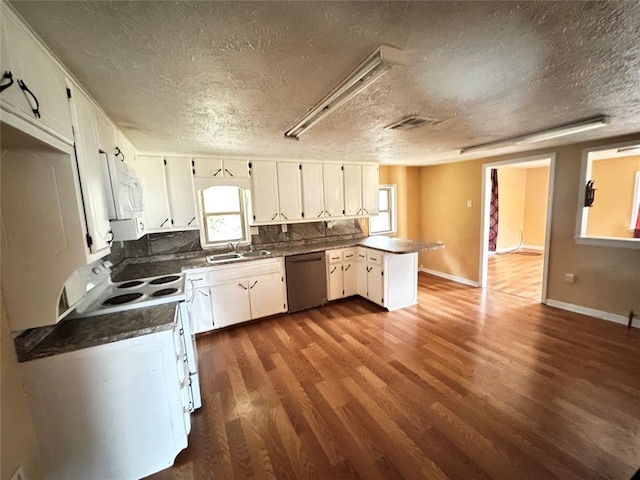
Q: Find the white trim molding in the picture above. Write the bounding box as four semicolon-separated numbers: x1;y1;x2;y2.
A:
419;267;479;287
545;299;640;329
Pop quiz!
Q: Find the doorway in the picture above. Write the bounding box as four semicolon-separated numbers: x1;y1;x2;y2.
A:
479;154;555;302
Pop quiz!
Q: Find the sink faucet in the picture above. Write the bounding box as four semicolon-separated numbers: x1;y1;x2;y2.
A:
228;241;240;252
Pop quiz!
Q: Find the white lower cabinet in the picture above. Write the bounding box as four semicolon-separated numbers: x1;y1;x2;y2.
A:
21;318;193;480
328;247;418;311
186;258;287;333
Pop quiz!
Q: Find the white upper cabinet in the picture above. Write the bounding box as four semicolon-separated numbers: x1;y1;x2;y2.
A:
95;109;118;155
323;163;345;218
277;162;303;222
138;155;172;230
68;84;112;261
192;158;249;178
343;164;363;216
164;157;197;228
362;164;379;215
250;160;280;223
0;7;73;142
301;162;325;220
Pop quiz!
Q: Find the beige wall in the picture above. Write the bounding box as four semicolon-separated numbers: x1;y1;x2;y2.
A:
496;168;526;250
586;155;640;238
1;292;43;480
395;133;640;318
523;166;550;247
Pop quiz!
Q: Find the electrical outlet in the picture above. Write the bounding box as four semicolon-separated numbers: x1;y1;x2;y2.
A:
11;466;25;480
281;224;287;233
250;226;259;235
466;200;472;208
564;273;576;284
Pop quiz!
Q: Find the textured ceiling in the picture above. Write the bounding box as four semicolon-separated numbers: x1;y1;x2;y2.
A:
9;1;640;164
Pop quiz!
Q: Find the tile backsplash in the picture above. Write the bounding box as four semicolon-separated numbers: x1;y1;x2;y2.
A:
107;219;364;267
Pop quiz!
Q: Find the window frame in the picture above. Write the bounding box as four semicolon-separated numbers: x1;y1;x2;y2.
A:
369;184;397;236
199;186;251;249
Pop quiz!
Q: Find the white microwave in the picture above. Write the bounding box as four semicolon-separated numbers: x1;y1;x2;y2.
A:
101;153;144;220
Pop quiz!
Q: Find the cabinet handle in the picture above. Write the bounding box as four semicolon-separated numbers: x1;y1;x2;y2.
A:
271;213;278;220
17;79;41;119
160;218;169;227
106;230;114;245
330;266;337;274
198;290;209;297
114;146;125;162
238;283;248;290
188;216;196;225
139;222;144;230
224;168;233;177
0;71;14;93
345;264;351;271
317;211;323;218
280;212;288;220
367;266;372;272
325;210;331;216
213;168;222;176
250;280;258;289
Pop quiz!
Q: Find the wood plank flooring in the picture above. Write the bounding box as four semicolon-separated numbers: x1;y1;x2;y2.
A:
149;274;640;480
488;250;544;300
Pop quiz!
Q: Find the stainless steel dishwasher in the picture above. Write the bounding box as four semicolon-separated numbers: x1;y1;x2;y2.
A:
285;252;327;312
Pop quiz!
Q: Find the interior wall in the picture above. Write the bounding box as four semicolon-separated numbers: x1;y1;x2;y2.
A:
416;133;640;318
586;154;640;238
1;291;44;480
496;168;526;250
523;166;550;247
378;166;421;239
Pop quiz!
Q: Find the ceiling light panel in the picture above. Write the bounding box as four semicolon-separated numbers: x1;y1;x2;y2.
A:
284;44;407;140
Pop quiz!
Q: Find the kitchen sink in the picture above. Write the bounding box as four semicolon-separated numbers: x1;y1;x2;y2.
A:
205;253;242;263
240;250;271;257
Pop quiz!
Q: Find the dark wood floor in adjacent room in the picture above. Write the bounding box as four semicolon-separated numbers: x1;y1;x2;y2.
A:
149;274;640;480
488;249;544;301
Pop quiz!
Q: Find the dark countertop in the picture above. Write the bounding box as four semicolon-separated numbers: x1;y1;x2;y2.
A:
15;303;178;362
113;236;444;281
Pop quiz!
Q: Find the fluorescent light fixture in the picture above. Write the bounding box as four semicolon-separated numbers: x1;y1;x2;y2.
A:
284;44;406;140
460;115;610;155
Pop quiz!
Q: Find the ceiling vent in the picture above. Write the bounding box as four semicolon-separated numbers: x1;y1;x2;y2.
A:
384;116;439;131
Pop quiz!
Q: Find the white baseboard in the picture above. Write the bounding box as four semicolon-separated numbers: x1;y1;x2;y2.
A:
522;244;545;251
545;299;640;328
419;267;479;287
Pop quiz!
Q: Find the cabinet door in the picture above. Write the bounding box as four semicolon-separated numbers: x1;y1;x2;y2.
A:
301;162;325;219
1;12;72;140
138;155;172;230
368;264;384;306
277;162;303;222
190;287;214;334
68;85;112;259
249;273;286;319
210;281;251;328
250;160;280;223
356;261;368;298
0;13;24;113
322;163;344;218
95;109;118;155
343;262;357;297
165;157;197;228
362;164;379;215
193;158;223;178
327;264;344;301
343;164;362;216
223;159;249;178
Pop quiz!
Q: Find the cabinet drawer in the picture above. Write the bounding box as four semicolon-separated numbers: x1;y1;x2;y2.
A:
342;248;356;261
185;274;209;289
357;247;368;262
209;258;283;284
326;250;343;264
367;251;383;266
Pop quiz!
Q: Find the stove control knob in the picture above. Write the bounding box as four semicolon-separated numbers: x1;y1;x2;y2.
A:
92;267;100;274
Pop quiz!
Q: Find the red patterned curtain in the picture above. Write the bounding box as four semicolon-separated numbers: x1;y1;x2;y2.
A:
634;204;640;238
489;169;499;251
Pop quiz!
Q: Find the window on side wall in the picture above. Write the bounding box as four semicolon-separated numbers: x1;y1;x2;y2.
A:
200;186;249;247
369;185;397;235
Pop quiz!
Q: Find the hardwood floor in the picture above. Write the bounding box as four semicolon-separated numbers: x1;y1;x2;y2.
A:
149;274;640;480
488;250;544;300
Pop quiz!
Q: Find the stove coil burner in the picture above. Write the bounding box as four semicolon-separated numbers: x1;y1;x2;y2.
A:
149;275;181;285
117;280;144;289
151;288;178;297
102;293;144;306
